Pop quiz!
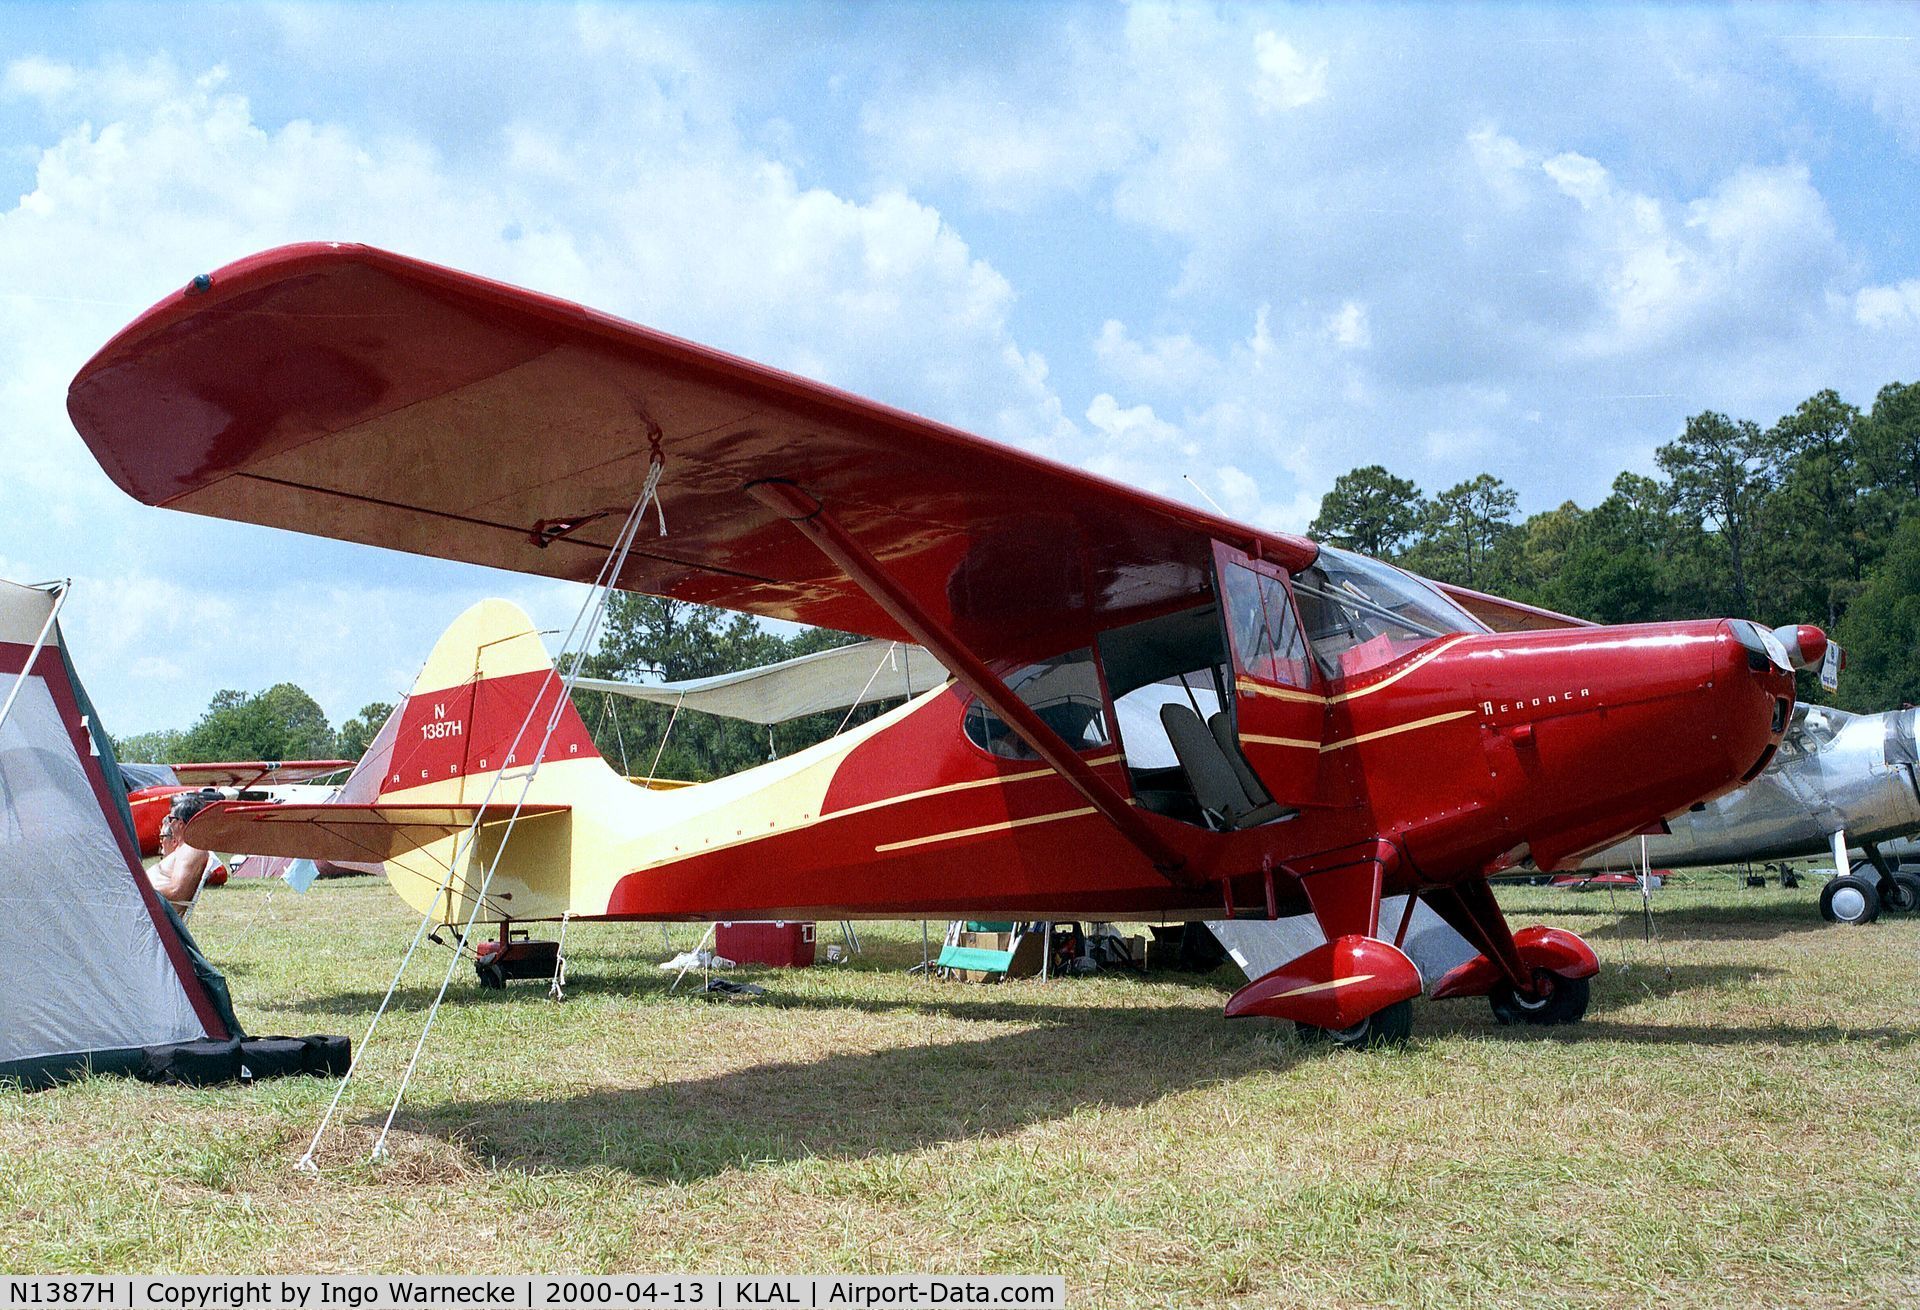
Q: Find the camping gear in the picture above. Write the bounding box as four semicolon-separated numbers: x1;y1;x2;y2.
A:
936;922;1046;982
0;576;345;1089
474;935;563;988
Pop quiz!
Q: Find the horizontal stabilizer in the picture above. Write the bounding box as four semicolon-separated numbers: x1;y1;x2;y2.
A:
572;639;944;724
184;800;569;864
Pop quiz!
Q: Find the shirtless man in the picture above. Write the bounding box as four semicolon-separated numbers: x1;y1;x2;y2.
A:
148;794;224;911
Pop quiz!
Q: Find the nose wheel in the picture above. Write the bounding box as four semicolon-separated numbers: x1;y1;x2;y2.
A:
1489;969;1591;1026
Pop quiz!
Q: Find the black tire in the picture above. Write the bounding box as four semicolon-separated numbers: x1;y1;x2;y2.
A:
476;961;507;989
1295;998;1413;1050
1819;875;1880;925
1880;871;1920;915
1780;870;1801;889
1490;971;1591;1026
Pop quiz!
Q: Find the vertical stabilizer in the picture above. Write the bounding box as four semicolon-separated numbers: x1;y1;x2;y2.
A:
378;600;603;804
375;600;604;924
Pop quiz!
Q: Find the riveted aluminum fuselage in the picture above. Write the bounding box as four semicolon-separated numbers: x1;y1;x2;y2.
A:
1580;706;1920;869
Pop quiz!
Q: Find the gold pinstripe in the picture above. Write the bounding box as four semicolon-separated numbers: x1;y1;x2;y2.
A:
828;754;1122;822
1322;709;1474;750
873;805;1099;853
1275;974;1378;998
1235;634;1472;707
1239;733;1321;750
1240;707;1474;753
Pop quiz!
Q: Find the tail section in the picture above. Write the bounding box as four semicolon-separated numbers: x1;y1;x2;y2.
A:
377;600;607;924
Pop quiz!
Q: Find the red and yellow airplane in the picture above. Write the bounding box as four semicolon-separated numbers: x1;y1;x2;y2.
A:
122;760;352;857
68;244;1803;1046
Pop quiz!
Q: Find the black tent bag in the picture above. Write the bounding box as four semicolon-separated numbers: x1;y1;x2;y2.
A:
138;1038;242;1086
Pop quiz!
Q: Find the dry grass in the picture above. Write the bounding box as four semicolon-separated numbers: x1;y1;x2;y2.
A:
2;874;1916;1307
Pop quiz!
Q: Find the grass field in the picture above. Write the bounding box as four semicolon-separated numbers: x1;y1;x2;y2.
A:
2;874;1916;1307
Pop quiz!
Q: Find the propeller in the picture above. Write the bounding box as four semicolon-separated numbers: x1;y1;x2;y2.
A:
1771;624;1843;692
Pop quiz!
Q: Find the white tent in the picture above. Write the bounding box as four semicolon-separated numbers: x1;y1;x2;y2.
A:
0;578;237;1086
574;639;946;725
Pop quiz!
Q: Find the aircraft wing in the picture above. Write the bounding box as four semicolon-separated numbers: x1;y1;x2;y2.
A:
183;799;570;864
168;759;355;788
67;243;1317;662
1434;582;1595;633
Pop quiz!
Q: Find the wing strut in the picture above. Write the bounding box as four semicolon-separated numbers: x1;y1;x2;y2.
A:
747;480;1189;883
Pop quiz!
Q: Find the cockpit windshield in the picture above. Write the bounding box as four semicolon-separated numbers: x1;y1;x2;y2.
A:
1291;547;1488;680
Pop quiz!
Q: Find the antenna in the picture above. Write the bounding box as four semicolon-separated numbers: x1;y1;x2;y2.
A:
1183;473;1227;516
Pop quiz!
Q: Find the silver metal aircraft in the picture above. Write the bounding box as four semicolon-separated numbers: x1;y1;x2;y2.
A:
1577;703;1920;924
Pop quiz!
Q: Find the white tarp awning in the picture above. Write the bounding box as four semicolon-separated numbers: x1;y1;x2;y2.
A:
573;640;947;725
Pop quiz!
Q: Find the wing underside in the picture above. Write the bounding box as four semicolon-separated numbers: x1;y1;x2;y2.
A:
1436;582;1595;633
67;243;1316;662
168;760;354;788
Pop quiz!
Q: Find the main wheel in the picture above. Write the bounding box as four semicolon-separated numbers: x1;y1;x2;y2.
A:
1820;875;1880;925
1296;998;1413;1050
475;960;507;989
1490;970;1590;1026
1879;871;1920;915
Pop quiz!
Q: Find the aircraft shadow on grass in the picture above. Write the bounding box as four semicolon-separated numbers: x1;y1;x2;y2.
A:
387;1006;1298;1183
344;962;1915;1183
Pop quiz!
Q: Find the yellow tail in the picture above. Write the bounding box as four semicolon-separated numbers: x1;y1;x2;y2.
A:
377;600;610;926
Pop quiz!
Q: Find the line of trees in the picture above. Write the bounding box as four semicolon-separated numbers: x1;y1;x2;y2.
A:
113;686;394;766
1311;382;1920;711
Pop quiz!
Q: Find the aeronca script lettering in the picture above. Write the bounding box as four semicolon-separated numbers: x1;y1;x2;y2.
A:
1482;689;1592;717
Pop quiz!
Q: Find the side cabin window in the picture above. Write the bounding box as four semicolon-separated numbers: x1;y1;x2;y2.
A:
963;649;1111;760
1220;562;1311;688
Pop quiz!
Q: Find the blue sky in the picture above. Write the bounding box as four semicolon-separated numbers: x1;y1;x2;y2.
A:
1;2;1917;738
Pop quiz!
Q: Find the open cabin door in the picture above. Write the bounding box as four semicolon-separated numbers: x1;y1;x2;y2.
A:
1214;543;1327;807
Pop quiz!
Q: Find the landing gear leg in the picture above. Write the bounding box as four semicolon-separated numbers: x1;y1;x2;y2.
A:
1425;877;1530;990
1426;877;1597;1026
1861;841;1920;915
1222;842;1421;1047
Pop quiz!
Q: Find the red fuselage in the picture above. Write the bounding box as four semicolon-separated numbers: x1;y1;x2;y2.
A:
600;618;1791;922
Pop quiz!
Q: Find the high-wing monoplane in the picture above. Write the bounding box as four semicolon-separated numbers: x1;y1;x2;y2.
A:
68;243;1806;1046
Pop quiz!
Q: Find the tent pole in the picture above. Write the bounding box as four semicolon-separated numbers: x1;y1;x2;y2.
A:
0;580;68;734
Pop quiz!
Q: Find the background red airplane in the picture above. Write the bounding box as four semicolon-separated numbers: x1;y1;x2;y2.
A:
120;759;352;857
